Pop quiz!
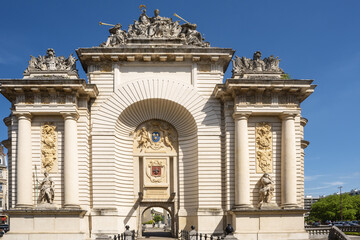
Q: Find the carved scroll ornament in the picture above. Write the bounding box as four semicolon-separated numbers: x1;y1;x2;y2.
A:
255;122;273;173
41;123;58;173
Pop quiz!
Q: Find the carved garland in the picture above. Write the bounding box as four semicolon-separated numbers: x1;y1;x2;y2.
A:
41;123;58;173
255;122;273;173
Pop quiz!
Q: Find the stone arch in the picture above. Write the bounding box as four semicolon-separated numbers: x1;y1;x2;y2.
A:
115;98;199;211
91;79;221;227
140;204;175;237
92;78;221;134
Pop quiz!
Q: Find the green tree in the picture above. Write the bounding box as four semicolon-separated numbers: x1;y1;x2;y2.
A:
309;194;360;223
153;215;163;223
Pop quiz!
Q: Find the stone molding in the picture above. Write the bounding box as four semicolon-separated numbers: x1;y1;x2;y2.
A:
214;78;316;104
5;208;87;217
61;112;80;121
300;117;308;127
232;111;252;120
280;111;298;120
229;208;307;215
301;140;310;149
13;112;32;119
76;47;234;73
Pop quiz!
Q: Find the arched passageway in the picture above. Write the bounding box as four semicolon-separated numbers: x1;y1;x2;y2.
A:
141;206;173;238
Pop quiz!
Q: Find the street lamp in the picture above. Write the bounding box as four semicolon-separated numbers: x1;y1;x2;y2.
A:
338;186;343;221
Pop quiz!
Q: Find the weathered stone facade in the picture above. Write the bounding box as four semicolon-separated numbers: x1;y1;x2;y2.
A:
0;9;315;240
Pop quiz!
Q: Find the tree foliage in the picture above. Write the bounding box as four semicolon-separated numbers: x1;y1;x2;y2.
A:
153;215;163;223
309;194;360;222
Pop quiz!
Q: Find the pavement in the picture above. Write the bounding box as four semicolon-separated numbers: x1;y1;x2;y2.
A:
141;228;175;240
348;236;360;240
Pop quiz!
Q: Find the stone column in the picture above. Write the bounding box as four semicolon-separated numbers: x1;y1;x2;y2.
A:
62;112;80;208
233;112;252;208
16;113;33;208
281;112;298;208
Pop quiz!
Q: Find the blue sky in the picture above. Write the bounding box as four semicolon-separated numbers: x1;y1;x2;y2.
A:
0;0;359;197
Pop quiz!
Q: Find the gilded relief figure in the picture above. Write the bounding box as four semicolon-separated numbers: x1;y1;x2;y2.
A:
41;123;58;172
255;122;273;173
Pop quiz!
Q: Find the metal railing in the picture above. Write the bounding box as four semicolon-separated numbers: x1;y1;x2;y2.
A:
110;230;135;240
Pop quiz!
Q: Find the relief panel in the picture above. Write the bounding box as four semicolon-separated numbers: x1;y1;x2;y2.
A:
41;122;58;173
133;120;177;155
256;122;273;173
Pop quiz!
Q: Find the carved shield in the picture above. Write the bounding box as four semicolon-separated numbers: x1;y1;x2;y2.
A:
151;166;162;176
152;131;160;142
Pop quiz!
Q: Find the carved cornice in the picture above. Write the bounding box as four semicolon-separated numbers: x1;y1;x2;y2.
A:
3;116;12;127
280;111;299;120
76;47;234;73
214;78;316;104
13;112;32;121
0;79;98;104
301;140;310;149
61;112;79;121
232;111;252;120
1;139;11;149
300;117;308;127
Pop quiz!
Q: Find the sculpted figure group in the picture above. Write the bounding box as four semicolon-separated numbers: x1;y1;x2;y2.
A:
232;51;283;74
25;48;77;73
101;9;209;47
133;120;177;153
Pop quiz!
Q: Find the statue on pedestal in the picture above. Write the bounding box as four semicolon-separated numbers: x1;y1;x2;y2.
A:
37;171;55;204
258;173;275;209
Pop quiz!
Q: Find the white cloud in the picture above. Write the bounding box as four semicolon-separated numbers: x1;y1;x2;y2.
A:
305;174;327;181
306;181;344;191
339;172;360;180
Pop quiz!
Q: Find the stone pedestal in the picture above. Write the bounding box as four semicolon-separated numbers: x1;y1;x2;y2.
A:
4;208;88;240
230;209;309;240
